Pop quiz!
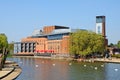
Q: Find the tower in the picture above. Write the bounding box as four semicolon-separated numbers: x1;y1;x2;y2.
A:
96;16;106;38
96;16;108;46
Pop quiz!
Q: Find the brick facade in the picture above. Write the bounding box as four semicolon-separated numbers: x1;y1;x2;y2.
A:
14;26;70;55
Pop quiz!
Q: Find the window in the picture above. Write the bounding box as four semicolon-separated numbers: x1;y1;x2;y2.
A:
98;26;101;34
96;18;102;23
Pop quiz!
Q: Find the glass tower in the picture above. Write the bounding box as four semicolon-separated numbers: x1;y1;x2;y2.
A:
96;16;106;38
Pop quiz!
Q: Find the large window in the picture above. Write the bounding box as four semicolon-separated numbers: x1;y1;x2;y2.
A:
48;33;68;40
48;34;62;40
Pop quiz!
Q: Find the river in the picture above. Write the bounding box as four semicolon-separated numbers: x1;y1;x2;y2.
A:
7;57;120;80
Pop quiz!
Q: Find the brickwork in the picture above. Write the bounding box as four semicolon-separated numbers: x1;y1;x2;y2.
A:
20;33;70;54
15;26;72;55
47;40;62;54
61;36;70;54
21;37;48;53
43;26;55;34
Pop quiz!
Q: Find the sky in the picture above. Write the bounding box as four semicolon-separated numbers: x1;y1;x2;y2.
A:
0;0;120;44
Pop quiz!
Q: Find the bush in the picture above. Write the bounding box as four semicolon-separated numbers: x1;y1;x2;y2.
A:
111;54;120;58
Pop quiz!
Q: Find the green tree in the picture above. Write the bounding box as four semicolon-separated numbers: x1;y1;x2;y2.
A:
117;41;120;48
109;43;114;47
7;42;14;56
0;33;8;53
0;33;8;70
69;30;105;57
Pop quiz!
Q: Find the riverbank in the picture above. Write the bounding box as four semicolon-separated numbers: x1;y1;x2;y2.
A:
0;61;22;80
12;55;120;64
13;55;73;60
94;58;120;63
76;57;120;64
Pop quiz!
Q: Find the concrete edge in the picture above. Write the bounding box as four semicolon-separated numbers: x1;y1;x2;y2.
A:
12;67;22;80
0;61;22;80
0;67;15;79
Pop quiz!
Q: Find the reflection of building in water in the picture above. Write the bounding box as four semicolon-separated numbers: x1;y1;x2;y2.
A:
34;59;69;80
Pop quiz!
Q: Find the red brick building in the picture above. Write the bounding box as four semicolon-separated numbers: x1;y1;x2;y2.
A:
14;25;72;56
14;16;108;56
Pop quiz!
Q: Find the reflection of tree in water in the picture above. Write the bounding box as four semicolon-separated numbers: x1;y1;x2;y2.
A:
7;57;120;80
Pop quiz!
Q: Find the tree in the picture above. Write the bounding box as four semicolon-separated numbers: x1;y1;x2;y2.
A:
109;43;114;47
117;41;120;48
69;30;105;57
8;41;14;54
108;43;117;47
0;33;8;53
0;33;8;70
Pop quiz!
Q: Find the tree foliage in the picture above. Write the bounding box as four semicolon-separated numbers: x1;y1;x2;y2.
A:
109;43;114;47
0;33;8;53
0;33;8;70
69;30;105;57
8;42;14;54
117;41;120;48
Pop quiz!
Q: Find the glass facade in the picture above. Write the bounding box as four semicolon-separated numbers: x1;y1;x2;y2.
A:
47;33;69;40
14;42;36;54
96;16;105;23
14;42;21;54
96;18;103;23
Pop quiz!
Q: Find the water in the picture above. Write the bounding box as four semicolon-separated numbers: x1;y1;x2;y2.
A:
7;57;120;80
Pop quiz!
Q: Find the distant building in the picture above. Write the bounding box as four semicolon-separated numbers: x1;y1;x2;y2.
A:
107;46;120;55
14;25;79;56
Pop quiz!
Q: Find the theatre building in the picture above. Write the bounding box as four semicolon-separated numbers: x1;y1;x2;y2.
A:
14;16;108;56
14;25;77;56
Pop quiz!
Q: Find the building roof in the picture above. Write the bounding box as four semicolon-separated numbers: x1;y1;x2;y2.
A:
31;29;43;36
31;26;86;37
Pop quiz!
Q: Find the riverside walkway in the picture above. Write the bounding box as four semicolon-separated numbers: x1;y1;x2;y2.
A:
0;61;21;80
78;57;120;63
94;58;120;63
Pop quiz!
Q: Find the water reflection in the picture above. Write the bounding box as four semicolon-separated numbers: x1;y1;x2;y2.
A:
7;57;120;80
68;62;105;80
33;58;70;80
105;63;120;80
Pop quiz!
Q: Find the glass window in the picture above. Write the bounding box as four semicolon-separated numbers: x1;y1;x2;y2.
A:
96;18;102;23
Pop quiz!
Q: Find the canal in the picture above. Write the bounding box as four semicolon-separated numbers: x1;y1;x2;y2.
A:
7;57;120;80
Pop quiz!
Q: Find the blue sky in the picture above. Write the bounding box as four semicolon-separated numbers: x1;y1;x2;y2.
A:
0;0;120;44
